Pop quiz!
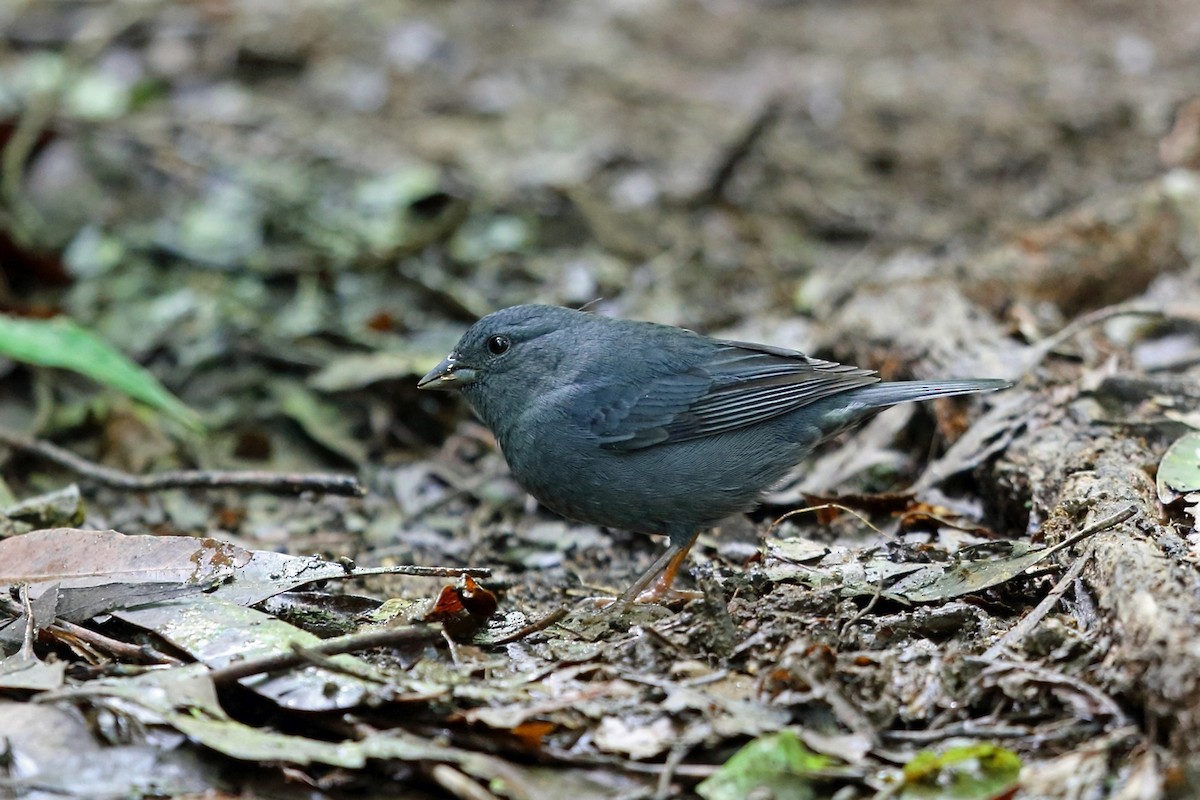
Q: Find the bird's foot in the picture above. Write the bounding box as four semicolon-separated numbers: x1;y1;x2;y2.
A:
577;531;704;618
633;578;704;606
584;583;703;615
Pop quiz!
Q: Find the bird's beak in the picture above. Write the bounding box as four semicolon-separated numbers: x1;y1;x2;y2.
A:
417;353;477;390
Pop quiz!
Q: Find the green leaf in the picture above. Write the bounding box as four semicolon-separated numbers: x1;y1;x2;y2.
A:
1157;431;1200;504
900;744;1021;799
0;313;203;431
697;731;831;800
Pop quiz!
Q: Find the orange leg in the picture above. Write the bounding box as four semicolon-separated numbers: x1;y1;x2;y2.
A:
605;530;702;611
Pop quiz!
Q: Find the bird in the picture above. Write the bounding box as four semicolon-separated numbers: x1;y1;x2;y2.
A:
418;304;1009;608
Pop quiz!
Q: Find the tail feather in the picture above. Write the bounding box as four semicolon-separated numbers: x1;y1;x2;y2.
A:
850;378;1012;409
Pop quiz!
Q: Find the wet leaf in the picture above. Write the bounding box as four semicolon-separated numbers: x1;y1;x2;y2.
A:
63;225;125;278
0;701;216;797
891;541;1055;603
0;651;67;691
65;69;132;120
449;213;533;262
171;184;264;268
114;597;392;712
0;314;203;431
54;662;542;793
697;731;832;800
308;339;457;391
594;716;675;759
0;528;453;612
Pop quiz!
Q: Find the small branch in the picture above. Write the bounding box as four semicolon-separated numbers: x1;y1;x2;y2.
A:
285;641;390;684
1;592;183;665
480;605;569;646
0;428;366;497
970;656;1128;725
1022;305;1164;376
983;547;1092;659
1045;504;1137;555
54;617;185;665
208;624;441;684
428;764;502;800
338;565;492;580
838;572;886;638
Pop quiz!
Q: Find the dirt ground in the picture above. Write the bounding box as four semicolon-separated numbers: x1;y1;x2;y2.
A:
2;1;1200;798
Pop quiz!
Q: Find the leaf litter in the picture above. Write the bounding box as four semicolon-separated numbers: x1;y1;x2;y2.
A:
2;1;1200;798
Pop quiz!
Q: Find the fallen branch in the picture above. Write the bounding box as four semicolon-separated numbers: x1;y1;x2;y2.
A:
0;428;366;497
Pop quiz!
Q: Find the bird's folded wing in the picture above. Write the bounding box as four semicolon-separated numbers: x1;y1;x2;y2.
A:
591;340;879;450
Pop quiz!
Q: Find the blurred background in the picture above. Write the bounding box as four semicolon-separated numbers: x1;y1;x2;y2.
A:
3;0;1196;553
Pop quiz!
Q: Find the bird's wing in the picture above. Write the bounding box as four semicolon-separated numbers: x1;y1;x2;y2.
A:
590;340;880;450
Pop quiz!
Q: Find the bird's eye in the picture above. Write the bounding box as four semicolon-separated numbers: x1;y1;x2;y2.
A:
486;335;511;355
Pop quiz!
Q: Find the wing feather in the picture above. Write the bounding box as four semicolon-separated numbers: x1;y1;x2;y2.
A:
592;340;879;450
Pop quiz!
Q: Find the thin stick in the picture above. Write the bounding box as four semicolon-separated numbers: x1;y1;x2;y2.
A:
56;617;184;665
0;593;183;665
1041;505;1137;556
0;428;366;497
332;565;492;580
983;548;1092;659
429;764;502;800
208;624;440;684
486;605;569;646
839;573;887;638
1023;305;1163;376
767;502;882;537
695;99;783;205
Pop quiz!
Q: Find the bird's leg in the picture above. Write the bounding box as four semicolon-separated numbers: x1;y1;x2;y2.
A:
605;529;702;611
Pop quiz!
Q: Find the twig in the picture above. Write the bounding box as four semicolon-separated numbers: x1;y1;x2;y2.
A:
1043;504;1137;555
442;628;462;667
0;593;183;665
18;585;36;659
539;747;718;778
335;565;492;580
0;428;366;497
286;641;389;684
428;764;501;800
1022;305;1164;376
656;741;693;800
881;722;1036;743
484;605;569;646
839;573;886;638
983;547;1093;659
208;624;441;684
969;656;1128;725
767;502;882;537
641;623;687;656
55;617;184;665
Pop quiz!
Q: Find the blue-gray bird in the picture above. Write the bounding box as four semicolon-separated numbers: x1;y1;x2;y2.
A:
419;305;1009;607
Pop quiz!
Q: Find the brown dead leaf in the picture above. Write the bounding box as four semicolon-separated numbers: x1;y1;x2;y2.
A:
0;528;250;589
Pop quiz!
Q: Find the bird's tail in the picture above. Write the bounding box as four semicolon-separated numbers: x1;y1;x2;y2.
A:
850;378;1012;409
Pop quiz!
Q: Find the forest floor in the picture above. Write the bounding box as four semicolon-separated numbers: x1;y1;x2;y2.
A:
1;1;1199;798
